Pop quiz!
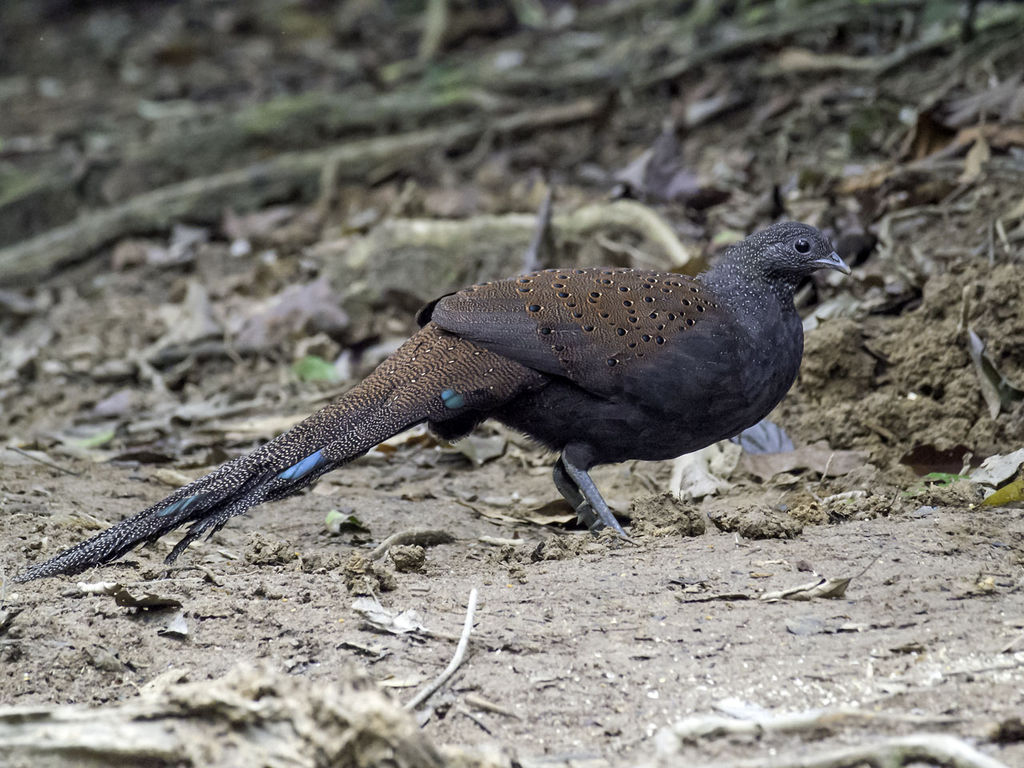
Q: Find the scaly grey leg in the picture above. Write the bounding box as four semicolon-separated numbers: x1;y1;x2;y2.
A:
558;449;631;540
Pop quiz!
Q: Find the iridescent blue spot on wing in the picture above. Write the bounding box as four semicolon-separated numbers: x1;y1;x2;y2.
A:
441;388;465;409
158;494;200;518
278;449;327;481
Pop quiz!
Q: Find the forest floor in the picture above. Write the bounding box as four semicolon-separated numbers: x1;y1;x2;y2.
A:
1;2;1022;767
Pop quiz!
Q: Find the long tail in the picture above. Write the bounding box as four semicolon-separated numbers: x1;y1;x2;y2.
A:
17;324;543;581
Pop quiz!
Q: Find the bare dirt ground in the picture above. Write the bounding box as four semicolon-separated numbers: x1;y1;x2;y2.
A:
1;2;1023;767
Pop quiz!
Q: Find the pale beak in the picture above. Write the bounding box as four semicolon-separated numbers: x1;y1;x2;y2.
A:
813;251;851;275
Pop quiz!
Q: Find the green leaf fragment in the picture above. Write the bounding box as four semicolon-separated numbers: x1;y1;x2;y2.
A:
76;429;116;449
922;472;969;487
325;508;369;534
292;355;339;382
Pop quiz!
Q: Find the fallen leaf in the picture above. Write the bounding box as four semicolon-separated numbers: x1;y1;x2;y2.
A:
740;441;867;481
234;277;349;353
983;476;1024;507
222;205;297;240
367;424;435;457
966;328;1024;419
614;125;729;207
959;134;991;183
351;596;427;635
761;575;852;602
971;449;1024;488
151;280;222;356
292;354;340;382
78;582;183;610
152;468;197;487
73;429;116;449
326;509;369;535
670;443;738;499
157;611;189;638
452;433;507;465
523;499;575;526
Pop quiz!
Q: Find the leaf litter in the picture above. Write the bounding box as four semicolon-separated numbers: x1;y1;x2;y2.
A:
1;2;1023;767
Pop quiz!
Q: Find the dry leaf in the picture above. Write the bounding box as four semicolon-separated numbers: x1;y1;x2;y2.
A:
761;576;851;601
739;441;868;481
971;449;1024;488
966;328;1024;419
78;582;183;610
983;476;1024;507
452;433;507;465
959;135;991;183
351;596;427;635
670;443;739;499
157;611;189;638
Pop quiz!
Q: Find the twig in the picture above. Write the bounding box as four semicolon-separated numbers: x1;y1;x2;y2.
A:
456;705;494;735
816;453;835;493
463;692;520;719
521;186;554;273
405;588;478;711
367;529;456;561
998;629;1024;654
677;734;1009;768
5;446;80;476
418;0;449;62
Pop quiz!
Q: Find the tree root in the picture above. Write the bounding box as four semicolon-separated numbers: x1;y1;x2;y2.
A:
0;98;600;287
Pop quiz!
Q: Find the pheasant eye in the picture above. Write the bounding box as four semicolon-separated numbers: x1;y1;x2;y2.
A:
794;238;811;254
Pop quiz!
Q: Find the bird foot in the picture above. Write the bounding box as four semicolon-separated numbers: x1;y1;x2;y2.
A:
576;501;636;544
575;501;599;530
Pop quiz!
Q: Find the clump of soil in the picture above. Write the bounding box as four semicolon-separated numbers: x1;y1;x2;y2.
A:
629;491;706;537
783;261;1024;467
707;503;804;539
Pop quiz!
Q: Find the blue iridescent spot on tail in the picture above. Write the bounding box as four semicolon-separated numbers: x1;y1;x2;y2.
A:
158;494;200;518
441;388;465;409
278;449;326;481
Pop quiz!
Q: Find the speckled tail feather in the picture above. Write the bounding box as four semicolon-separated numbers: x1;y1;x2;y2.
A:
16;324;542;581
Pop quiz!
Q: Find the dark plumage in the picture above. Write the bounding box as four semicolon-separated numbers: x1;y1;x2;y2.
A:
17;221;849;582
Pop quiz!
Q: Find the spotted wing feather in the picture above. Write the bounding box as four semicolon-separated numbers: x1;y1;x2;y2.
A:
428;267;725;397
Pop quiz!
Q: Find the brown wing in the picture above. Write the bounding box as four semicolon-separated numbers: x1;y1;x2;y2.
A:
427;267;725;398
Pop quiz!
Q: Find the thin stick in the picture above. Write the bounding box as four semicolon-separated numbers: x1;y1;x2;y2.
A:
5;446;80;476
521;186;554;273
368;529;456;561
818;452;835;488
405;588;478;711
999;629;1024;654
683;734;1009;768
417;0;449;62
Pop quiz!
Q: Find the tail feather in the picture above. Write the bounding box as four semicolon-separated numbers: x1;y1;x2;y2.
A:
17;324;543;581
15;456;265;581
